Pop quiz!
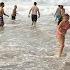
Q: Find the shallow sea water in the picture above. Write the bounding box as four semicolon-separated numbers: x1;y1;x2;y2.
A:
0;5;70;70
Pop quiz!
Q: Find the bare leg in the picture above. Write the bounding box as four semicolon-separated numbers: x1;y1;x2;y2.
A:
32;21;34;25
59;45;64;57
58;36;65;57
34;21;36;27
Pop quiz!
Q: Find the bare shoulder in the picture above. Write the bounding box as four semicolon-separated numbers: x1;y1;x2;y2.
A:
36;6;38;7
32;6;34;8
31;6;34;10
36;6;39;10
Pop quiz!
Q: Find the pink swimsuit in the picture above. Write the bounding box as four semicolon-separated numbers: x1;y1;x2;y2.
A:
56;21;70;38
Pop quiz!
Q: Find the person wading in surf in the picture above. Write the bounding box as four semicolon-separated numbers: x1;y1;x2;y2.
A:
0;2;9;27
28;2;40;26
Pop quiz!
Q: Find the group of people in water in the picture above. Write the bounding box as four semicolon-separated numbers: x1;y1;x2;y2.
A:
0;2;17;27
0;2;70;57
0;2;40;27
55;5;70;57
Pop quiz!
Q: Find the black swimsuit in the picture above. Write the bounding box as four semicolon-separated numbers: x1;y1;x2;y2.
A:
0;16;4;27
31;14;37;22
12;16;16;20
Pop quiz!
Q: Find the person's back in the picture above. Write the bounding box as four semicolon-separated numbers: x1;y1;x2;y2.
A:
31;5;39;15
28;2;40;26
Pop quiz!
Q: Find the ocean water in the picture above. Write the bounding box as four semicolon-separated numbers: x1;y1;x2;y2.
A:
1;0;70;5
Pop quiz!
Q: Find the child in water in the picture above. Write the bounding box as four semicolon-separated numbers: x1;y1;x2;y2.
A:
11;5;17;20
56;14;70;57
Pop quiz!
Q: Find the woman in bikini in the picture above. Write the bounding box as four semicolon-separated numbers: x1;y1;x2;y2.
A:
56;14;70;57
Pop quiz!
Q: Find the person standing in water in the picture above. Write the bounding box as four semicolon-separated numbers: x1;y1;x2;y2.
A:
55;5;61;21
11;5;17;20
0;2;9;27
28;2;40;26
56;14;70;57
60;5;65;17
58;5;65;25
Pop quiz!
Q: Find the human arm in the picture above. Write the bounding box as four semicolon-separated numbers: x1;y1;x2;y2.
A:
55;10;57;15
28;8;32;17
4;13;9;17
2;8;9;17
54;8;58;16
29;8;32;14
38;8;40;18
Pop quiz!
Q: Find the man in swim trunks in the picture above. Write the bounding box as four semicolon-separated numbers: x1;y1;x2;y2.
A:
28;2;40;26
0;2;9;27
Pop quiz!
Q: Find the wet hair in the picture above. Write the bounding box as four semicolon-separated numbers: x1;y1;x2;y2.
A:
58;14;69;25
14;5;17;8
0;2;4;6
63;14;69;17
34;2;37;6
63;14;69;19
58;5;60;7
